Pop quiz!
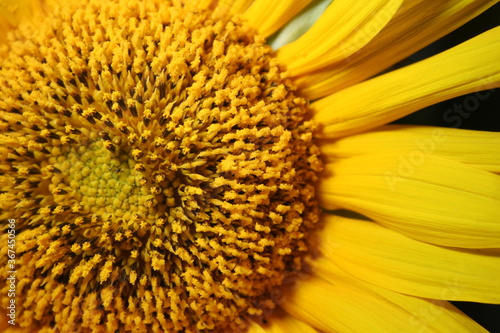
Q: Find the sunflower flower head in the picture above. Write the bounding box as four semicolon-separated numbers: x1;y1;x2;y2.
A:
2;0;500;332
0;0;322;331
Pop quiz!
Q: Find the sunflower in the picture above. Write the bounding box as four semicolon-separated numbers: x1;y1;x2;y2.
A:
0;0;499;332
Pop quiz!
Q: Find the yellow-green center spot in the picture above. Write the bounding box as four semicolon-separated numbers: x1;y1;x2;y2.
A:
55;139;150;218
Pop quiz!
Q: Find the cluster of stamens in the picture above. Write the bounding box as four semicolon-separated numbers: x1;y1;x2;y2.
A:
0;0;322;332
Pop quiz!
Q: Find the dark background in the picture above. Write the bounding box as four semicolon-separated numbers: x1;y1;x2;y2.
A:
393;3;500;332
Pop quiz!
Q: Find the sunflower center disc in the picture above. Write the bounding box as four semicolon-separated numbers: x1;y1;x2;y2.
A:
0;0;322;332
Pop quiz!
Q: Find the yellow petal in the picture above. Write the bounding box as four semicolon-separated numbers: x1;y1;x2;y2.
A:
314;214;500;304
296;0;499;100
312;254;489;333
219;0;254;15
319;125;500;173
247;308;319;333
312;26;500;138
281;271;487;332
277;0;403;76
267;0;332;50
242;0;312;37
318;153;500;248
